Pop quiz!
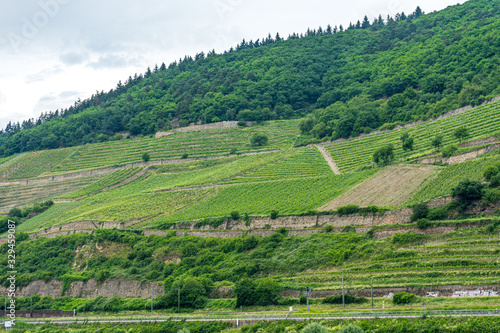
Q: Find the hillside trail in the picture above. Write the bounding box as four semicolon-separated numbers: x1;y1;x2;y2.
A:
315;144;341;175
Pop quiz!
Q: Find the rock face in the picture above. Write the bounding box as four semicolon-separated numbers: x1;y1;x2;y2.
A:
0;279;164;298
156;121;239;138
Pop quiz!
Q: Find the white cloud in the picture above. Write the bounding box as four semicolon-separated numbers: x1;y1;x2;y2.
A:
59;51;89;65
87;54;143;70
24;65;63;83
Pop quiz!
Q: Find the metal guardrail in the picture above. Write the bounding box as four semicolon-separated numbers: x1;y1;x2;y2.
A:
8;308;500;324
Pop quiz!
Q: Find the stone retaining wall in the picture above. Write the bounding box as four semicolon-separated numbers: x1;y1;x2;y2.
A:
143;224;477;240
459;136;500;148
282;284;500;298
419;143;500;165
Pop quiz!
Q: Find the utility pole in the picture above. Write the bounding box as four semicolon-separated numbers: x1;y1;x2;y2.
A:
371;277;373;308
342;277;345;309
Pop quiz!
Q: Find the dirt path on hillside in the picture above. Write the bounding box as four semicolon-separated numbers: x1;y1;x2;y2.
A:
320;165;440;210
315;144;341;175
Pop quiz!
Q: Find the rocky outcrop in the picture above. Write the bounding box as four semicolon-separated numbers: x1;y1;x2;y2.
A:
0;279;164;298
156;122;240;138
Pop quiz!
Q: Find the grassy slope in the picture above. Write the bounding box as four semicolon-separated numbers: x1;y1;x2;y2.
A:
4;100;500;232
22;148;376;232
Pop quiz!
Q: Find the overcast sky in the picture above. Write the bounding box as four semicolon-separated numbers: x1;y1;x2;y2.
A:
0;0;467;130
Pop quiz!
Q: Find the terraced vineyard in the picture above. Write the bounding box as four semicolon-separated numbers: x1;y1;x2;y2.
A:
0;174;103;213
48;120;300;174
323;101;500;173
228;147;333;183
276;225;500;292
3;99;500;234
15;201;85;233
0;147;76;180
56;167;144;199
406;152;500;205
18;154;376;232
157;170;377;224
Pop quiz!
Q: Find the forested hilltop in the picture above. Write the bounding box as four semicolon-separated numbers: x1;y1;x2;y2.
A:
1;0;499;156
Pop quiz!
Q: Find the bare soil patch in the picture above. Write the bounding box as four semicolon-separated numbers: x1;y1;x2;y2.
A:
320;164;440;210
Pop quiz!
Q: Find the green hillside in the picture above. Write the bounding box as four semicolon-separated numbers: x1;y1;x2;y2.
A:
1;0;500;324
1;0;499;157
2;97;496;231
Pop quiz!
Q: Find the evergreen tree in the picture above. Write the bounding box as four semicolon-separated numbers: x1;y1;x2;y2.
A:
362;15;371;29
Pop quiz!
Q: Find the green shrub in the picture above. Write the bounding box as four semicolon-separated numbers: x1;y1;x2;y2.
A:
451;179;485;210
373;144;394;165
431;135;443;149
250;133;269;146
181;153;189;159
322;293;367;304
411;203;429;221
339;325;364;333
8;207;23;218
442;144;458;157
358;205;381;215
234;279;257;307
392;232;425;245
270;210;279;219
491;173;500;188
164;277;210;309
427;206;448;220
417;218;431;229
302;323;328;333
454;126;469;142
141;152;150;162
235;278;282;306
484;166;499;180
402;136;414;151
337;205;359;216
230;211;240;220
393;292;417;304
482;188;500;204
95;269;111;282
324;225;333;233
